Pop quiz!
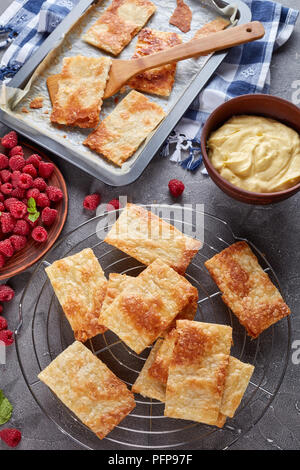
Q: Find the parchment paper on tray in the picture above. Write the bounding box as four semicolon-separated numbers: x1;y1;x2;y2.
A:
0;0;236;177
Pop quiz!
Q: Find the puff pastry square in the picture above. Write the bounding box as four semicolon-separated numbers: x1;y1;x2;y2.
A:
45;248;108;342
148;329;177;385
132;339;166;402
83;90;165;166
164;320;232;425
128;28;182;96
83;0;156;56
99;259;199;354
205;241;291;338
104;203;201;274
193;17;230;40
50;56;111;128
38;341;135;439
101;273;132;315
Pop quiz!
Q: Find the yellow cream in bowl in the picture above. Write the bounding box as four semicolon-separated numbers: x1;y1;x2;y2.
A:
207;115;300;193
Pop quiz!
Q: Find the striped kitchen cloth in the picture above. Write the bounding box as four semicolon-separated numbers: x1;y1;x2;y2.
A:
162;0;299;171
0;0;79;82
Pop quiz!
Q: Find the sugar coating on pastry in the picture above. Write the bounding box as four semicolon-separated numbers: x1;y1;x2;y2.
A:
83;90;165;166
45;248;108;342
132;339;166;401
83;0;156;56
128;28;182;96
148;329;177;385
164;320;232;425
50;56;111;128
38;341;135;439
204;241;291;338
101;273;132;316
104;203;202;274
99;259;199;354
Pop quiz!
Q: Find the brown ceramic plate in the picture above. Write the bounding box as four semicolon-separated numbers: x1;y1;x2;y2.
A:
0;139;68;280
201;94;300;205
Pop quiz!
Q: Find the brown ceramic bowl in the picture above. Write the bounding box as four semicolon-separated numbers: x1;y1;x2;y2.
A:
0;140;68;280
201;94;300;204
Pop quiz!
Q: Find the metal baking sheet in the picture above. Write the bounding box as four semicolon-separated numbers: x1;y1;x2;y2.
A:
0;0;251;186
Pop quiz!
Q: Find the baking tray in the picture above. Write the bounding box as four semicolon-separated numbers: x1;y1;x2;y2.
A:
0;0;251;186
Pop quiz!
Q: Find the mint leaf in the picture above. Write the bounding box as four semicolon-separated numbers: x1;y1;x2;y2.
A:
28;211;40;223
27;197;36;211
0;390;13;425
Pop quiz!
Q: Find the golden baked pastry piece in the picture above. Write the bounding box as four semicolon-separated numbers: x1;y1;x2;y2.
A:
204;241;291;338
99;259;199;354
104;203;202;274
50;56;111;128
83;0;156;56
193;17;230;40
164;320;232;425
45;248;108;342
83;90;165;166
127;28;182;96
38;341;135;439
132;339;166;401
148;329;177;385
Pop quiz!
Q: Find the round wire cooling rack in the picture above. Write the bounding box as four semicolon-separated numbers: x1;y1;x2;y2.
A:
16;205;291;450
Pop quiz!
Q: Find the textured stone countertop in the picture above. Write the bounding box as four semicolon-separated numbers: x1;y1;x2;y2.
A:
0;0;299;451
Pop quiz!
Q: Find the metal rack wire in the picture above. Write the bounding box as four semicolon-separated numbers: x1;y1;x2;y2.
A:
15;206;291;449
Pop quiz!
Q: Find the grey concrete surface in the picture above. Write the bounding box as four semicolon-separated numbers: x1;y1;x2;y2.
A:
0;0;300;451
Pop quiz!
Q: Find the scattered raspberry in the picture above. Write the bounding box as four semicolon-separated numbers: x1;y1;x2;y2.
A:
9;155;25;171
11;170;21;188
36;192;50;208
41;207;57;226
17;173;33;189
0;254;5;268
1;213;15;233
9;200;27;219
32;226;48;243
9;145;23;158
22;164;37;179
46;185;63;203
4;198;18;210
0;153;8;170
107;198;120;211
168;179;185;197
9;235;27;252
27;153;42;168
0;428;21;448
33;177;47;191
83;193;100;210
0;285;14;302
0;239;14;257
0;169;11;183
13;219;30;236
1;131;18;149
0;316;7;330
38;161;54;179
1;183;13;195
11;187;25;199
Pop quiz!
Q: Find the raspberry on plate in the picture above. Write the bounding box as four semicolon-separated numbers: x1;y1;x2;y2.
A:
32;226;48;243
0;169;11;183
10;235;27;252
0;316;7;330
17;173;33;189
0;153;9;170
83;193;100;210
1;182;13;195
0;284;15;302
9;155;25;171
1;213;16;233
41;207;58;226
0;239;15;257
33;177;47;191
38;161;54;179
0;428;21;448
22;164;37;179
13;219;30;236
27;153;42;168
46;185;63;203
1;131;18;149
11;187;25;199
26;188;40;200
11;170;21;188
168;179;185;197
9;145;24;158
36;192;50;208
9;200;27;219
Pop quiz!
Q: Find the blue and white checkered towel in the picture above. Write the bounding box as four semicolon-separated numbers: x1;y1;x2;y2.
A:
162;0;299;171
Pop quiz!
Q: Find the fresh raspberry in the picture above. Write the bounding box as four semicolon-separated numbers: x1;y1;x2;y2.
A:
0;329;14;346
38;161;54;179
9;200;27;219
4;198;18;210
33;177;47;191
106;198;120;211
24;213;40;228
168;179;185;197
9;145;23;158
9;155;25;171
22;164;37;179
36;192;50;208
11;170;21;188
41;207;58;226
11;187;25;199
1;183;13;195
17;173;33;189
0;169;11;183
0;153;9;170
0;428;21;448
0;202;4;212
0;284;15;302
83;193;100;210
0;254;5;268
27;153;42;168
9;235;27;252
1;131;18;149
13;219;30;236
26;188;40;200
0;239;14;257
46;185;63;203
0;316;7;330
1;213;15;233
32;226;48;243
